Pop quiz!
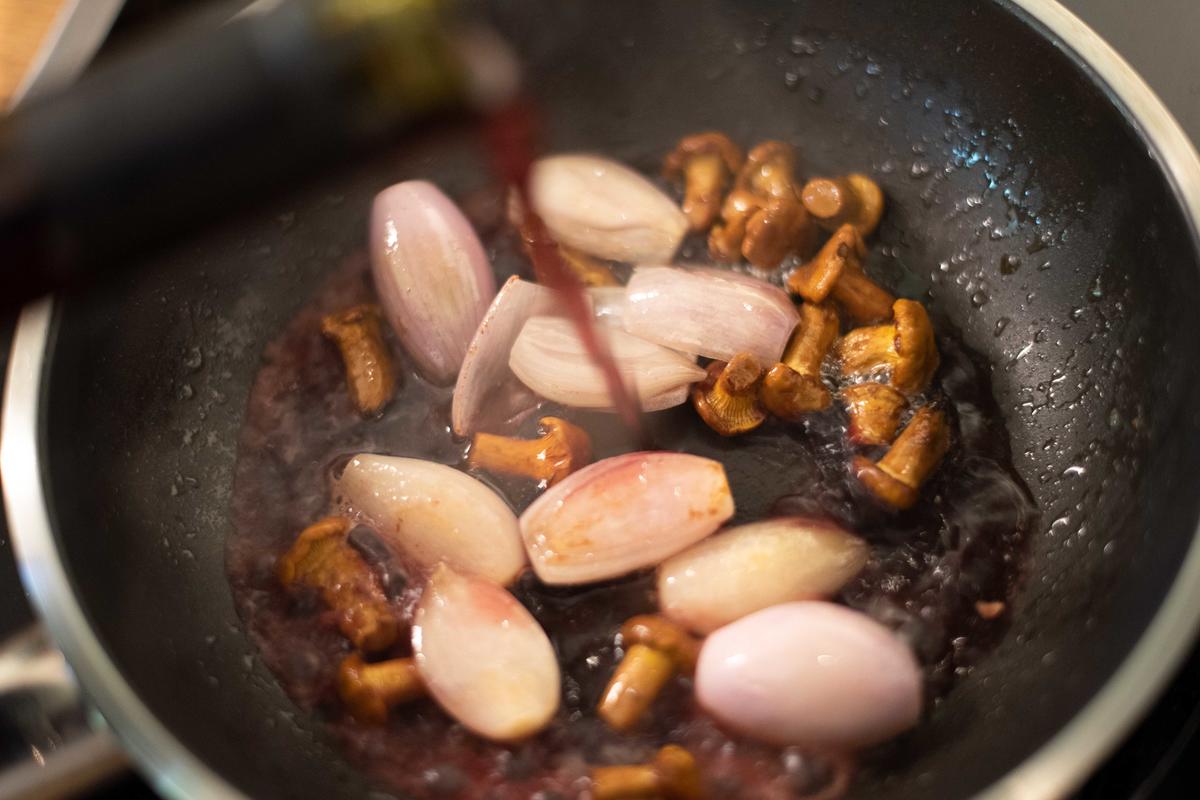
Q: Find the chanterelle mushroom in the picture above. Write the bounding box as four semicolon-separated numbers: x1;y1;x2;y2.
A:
278;517;399;652
691;353;767;436
853;406;950;510
760;303;839;419
836;298;939;395
736;140;799;199
321;305;397;416
337;653;425;724
597;616;701;731
591;744;702;800
787;223;894;324
468;416;592;486
842;382;909;446
709;141;817;268
663;132;743;232
802;173;885;236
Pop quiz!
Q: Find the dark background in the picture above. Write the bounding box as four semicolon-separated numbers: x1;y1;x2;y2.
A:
1;0;1199;797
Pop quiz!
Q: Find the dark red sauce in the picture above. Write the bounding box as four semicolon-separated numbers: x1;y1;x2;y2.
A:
226;189;1034;799
485;98;646;443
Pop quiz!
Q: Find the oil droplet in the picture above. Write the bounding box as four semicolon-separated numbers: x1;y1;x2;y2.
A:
993;317;1011;337
999;254;1021;275
910;161;932;178
183;347;204;371
784;71;802;90
970;290;988;308
789;34;818;56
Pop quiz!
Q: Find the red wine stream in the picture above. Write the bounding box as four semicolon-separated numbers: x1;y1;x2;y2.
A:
484;99;648;444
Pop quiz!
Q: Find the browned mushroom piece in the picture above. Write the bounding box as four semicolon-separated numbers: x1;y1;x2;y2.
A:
277;517;399;652
709;188;759;262
759;303;839;419
691;353;768;436
468;416;593;486
710;141;817;268
591;744;702;800
742;194;819;269
597;615;701;731
663;132;744;232
736;140;799;199
787;224;894;324
321;305;397;416
852;406;950;510
801;173;885;236
836;299;939;395
841;382;909;446
782;303;840;376
760;363;831;420
336;653;425;724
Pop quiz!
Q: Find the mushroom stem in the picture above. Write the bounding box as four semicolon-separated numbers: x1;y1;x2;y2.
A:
836;299;939;395
759;304;838;419
852;406;950;509
801;173;885;236
597;616;701;731
691;354;768;436
337;654;425;724
710;141;817;268
663;132;743;232
468;416;592;486
787;224;894;324
321;305;397;416
782;303;840;377
842;382;908;446
737;141;798;198
277;517;399;652
591;745;702;800
597;644;675;731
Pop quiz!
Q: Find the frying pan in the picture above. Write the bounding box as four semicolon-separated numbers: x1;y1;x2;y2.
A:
5;0;1200;797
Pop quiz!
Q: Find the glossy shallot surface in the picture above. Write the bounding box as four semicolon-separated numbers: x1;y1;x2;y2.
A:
519;451;734;585
370;181;496;385
413;564;560;742
333;454;526;585
695;601;923;748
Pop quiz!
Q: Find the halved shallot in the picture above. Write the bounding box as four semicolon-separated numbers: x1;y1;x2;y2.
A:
658;517;868;634
519;452;733;584
589;286;627;326
413;564;560;741
452;276;562;437
695;601;922;749
624;266;801;363
371;181;496;385
529;154;688;263
509;316;705;412
333;455;526;585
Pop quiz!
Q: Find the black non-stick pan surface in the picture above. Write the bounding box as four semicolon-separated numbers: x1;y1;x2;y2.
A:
25;0;1200;797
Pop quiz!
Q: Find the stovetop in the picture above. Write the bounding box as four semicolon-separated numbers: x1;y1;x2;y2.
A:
2;0;1200;797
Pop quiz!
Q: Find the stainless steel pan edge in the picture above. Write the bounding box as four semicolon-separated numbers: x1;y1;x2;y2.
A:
4;1;1200;798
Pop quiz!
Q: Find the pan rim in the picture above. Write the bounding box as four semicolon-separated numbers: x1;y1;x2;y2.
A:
5;1;1200;798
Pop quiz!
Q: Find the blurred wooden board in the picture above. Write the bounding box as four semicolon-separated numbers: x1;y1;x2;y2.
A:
0;0;67;107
